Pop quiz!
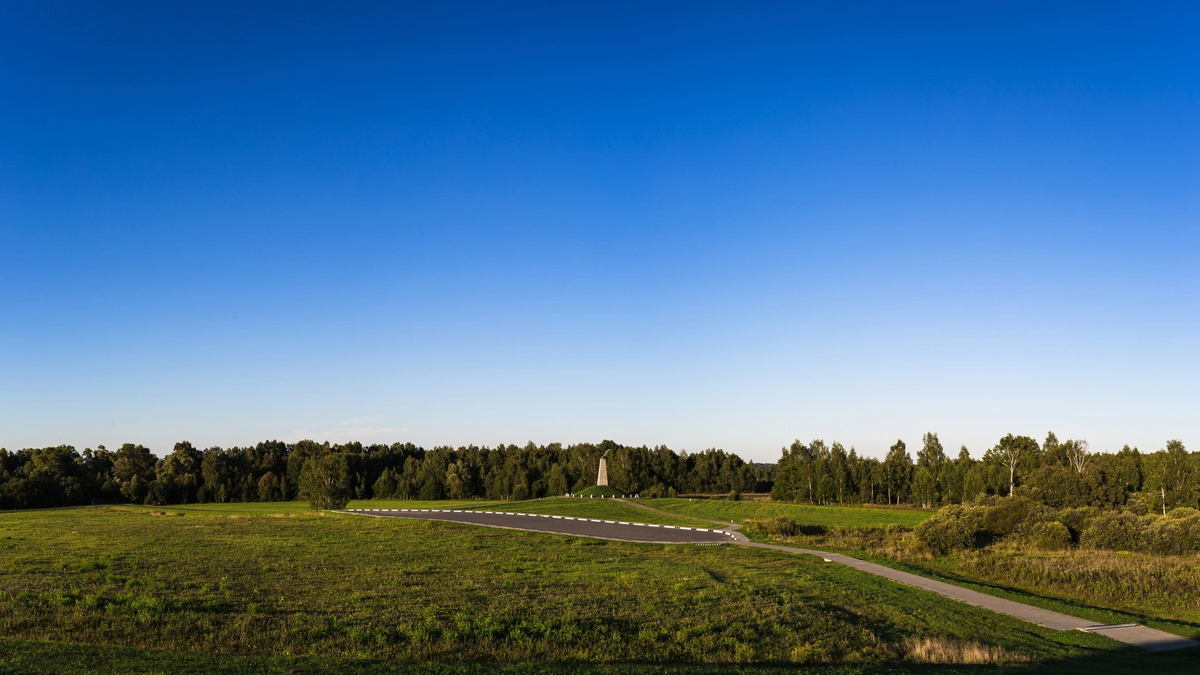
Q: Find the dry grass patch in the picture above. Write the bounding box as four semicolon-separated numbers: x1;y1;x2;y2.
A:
904;636;1029;664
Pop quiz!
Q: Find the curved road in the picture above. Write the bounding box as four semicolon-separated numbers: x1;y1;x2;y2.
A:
609;499;1195;652
347;508;735;544
347;504;1197;652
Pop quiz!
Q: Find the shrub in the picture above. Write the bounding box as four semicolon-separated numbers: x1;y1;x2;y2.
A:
751;515;798;537
915;505;987;554
1027;521;1072;551
1140;513;1200;555
728;490;741;502
1167;507;1200;520
982;496;1039;538
1056;507;1098;542
1080;511;1142;551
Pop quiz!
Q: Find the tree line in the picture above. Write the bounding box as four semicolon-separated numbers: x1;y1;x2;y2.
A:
772;432;1199;513
4;432;1195;513
0;439;770;510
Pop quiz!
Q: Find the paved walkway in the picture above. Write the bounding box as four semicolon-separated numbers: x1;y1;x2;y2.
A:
614;498;1196;651
347;502;1197;652
740;541;1197;651
346;508;734;544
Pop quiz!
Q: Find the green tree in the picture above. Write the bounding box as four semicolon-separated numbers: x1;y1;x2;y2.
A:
111;443;155;503
298;454;353;510
883;440;912;505
200;448;236;503
445;461;467;499
1066;439;1090;475
912;465;936;508
545;464;568;496
829;442;851;504
916;432;947;505
1146;440;1196;514
1042;431;1066;467
986;434;1039;497
771;440;816;503
150;441;203;504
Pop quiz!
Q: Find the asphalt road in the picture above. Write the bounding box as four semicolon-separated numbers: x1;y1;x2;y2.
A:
347;508;735;544
347;504;1196;652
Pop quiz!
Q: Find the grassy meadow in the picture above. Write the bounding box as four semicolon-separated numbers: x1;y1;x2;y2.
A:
737;514;1200;641
899;549;1200;631
0;500;1164;674
640;498;933;529
465;497;706;527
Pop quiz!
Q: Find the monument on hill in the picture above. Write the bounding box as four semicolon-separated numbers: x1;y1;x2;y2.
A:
596;451;609;487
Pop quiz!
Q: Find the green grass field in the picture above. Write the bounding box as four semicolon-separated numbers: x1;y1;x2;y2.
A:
639;499;932;529
884;550;1200;637
0;501;1187;674
464;497;705;527
717;504;1200;641
574;485;626;498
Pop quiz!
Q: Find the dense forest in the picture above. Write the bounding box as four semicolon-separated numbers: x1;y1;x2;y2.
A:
772;432;1198;514
2;432;1196;513
0;440;769;510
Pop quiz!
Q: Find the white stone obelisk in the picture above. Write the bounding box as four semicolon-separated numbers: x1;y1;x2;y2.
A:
596;455;609;486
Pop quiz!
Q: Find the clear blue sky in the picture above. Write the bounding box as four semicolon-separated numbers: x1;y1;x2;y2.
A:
2;1;1197;461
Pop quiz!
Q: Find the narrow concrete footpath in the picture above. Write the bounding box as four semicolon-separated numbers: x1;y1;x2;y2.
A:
615;499;1197;652
742;540;1196;651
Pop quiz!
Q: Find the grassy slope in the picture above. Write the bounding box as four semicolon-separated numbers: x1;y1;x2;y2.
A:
575;485;625;498
631;500;1200;639
0;504;1126;672
870;553;1200;640
347;499;508;510
463;498;706;527
640;499;932;529
898;550;1200;626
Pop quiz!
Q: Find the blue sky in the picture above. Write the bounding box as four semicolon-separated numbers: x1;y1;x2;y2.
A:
2;1;1197;461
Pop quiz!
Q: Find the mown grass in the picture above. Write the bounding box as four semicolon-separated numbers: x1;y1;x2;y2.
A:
0;503;1124;671
464;498;706;527
640;499;932;529
346;499;509;511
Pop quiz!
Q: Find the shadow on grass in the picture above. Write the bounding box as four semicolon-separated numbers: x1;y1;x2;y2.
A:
0;640;1196;675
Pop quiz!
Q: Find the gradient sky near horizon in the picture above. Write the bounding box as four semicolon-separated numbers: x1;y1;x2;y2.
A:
2;1;1198;462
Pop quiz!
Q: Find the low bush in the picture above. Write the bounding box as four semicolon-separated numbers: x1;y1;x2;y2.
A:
982;497;1041;538
1140;511;1200;555
913;502;1200;556
1080;511;1141;551
1056;506;1098;542
915;505;987;554
1027;521;1071;551
747;514;830;537
750;515;798;537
